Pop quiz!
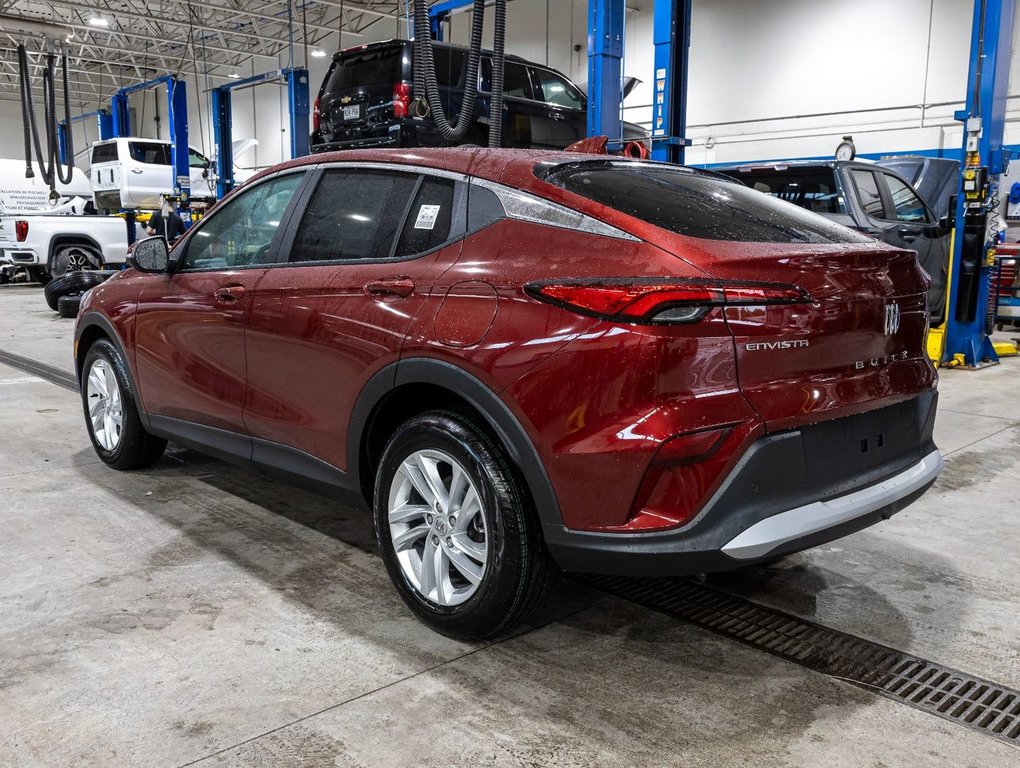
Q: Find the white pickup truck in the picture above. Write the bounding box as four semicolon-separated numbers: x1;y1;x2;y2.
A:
0;159;132;282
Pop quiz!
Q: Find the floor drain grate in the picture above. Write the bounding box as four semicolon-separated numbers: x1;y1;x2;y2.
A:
586;575;1020;748
0;348;78;392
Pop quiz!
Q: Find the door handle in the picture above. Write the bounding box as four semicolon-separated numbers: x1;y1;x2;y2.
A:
548;112;565;121
130;168;144;174
897;227;919;242
365;277;415;298
213;285;246;303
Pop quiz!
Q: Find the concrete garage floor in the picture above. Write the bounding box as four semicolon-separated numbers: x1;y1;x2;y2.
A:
1;284;1018;767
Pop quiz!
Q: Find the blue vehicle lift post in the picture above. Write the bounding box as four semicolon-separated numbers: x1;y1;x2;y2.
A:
650;0;692;163
428;0;479;41
57;110;113;166
943;0;1016;366
210;68;310;198
587;0;625;145
105;75;189;244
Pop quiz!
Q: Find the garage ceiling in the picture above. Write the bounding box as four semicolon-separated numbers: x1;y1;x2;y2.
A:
0;0;404;107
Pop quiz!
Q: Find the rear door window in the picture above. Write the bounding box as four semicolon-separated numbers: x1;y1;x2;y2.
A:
482;60;533;99
395;177;456;257
129;142;171;165
541;161;871;244
851;170;887;219
289;169;419;262
880;173;929;223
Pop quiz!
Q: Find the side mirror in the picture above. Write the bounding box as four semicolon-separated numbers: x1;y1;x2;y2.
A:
128;236;170;273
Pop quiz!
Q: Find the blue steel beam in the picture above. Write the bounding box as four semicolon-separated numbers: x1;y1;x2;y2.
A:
57;110;113;165
429;0;477;41
167;78;190;201
211;67;310;197
944;0;1015;366
587;0;625;144
651;0;692;163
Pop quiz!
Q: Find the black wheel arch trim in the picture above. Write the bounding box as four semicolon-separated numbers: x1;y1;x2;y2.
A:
49;234;106;269
348;358;563;528
75;311;151;428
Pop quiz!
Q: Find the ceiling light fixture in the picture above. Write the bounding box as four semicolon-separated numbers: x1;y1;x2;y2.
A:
88;17;109;27
310;49;327;58
229;73;241;79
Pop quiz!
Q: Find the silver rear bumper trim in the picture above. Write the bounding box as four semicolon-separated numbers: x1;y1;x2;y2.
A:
721;449;943;560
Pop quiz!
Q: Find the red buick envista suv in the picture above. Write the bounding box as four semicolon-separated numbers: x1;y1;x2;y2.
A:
75;148;942;639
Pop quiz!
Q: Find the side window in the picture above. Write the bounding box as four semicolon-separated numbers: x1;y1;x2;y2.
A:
180;173;304;270
290;170;418;262
129;142;171;165
532;70;583;109
188;149;209;169
395;177;456;257
881;174;928;223
852;170;886;219
503;62;532;99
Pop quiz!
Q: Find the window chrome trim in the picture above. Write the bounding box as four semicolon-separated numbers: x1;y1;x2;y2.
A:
471;178;640;242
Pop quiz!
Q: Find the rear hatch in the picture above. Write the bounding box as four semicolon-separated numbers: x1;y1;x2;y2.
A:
317;44;408;142
315;43;467;145
90;140;122;193
537;160;936;430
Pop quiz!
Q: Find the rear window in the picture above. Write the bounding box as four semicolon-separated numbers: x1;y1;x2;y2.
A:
324;47;404;92
90;142;118;164
541;162;870;244
129;142;171;165
432;47;466;87
721;168;846;215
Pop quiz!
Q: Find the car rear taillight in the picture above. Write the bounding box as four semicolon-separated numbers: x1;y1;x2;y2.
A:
15;220;28;242
312;97;321;132
525;278;811;324
392;81;411;118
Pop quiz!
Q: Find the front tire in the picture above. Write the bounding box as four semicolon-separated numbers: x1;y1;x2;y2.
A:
374;411;551;640
81;339;167;470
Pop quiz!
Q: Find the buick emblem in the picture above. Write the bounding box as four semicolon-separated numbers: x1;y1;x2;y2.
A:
884;303;901;336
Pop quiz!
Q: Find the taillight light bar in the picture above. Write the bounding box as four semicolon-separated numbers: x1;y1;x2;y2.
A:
392;81;411;118
524;278;812;324
15;220;29;242
312;97;321;132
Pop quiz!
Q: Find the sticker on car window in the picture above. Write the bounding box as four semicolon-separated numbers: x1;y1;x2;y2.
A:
414;204;441;230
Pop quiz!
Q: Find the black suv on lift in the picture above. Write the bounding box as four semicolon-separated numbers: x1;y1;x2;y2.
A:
310;40;648;151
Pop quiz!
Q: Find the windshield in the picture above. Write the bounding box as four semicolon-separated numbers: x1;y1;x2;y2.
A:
541;162;870;244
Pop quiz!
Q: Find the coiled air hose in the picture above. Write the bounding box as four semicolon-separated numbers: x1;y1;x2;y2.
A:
18;42;75;191
412;0;507;148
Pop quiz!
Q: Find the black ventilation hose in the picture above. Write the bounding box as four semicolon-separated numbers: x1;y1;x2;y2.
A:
17;43;74;189
412;0;507;147
56;47;74;186
488;0;506;148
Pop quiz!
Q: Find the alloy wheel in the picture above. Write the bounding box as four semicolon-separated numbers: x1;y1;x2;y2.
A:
86;359;124;451
387;449;489;607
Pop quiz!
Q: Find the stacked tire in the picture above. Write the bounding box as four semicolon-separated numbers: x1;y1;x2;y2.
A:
44;270;118;318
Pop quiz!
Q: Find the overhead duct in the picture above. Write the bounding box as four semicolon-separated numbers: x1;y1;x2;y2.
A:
0;14;73;41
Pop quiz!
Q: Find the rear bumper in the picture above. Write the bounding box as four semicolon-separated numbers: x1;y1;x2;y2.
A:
544;390;940;575
0;248;41;265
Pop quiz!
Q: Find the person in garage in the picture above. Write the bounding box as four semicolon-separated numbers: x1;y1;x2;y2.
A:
146;195;186;243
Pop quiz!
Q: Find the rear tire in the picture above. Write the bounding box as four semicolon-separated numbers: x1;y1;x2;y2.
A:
50;244;102;278
81;339;167;470
374;411;552;640
57;293;82;318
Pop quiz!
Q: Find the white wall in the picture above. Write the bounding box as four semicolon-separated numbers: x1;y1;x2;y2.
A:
2;0;1019;172
449;0;1020;166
